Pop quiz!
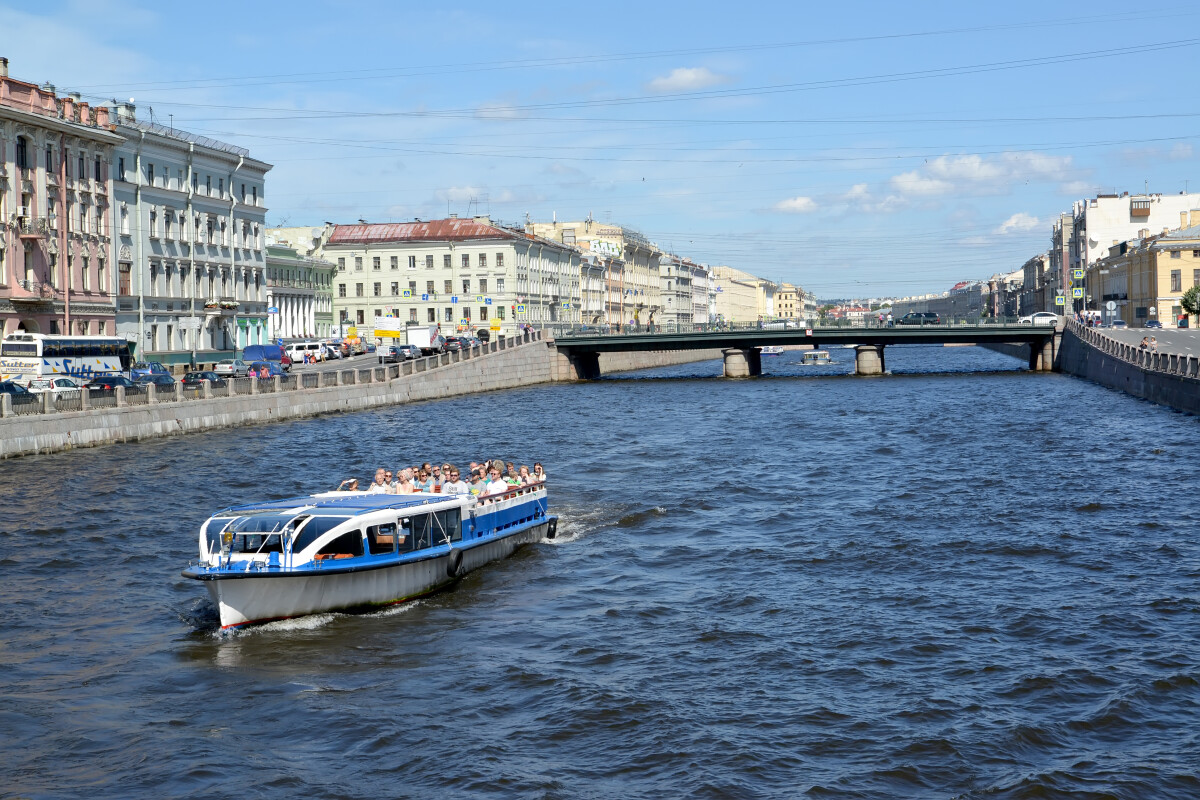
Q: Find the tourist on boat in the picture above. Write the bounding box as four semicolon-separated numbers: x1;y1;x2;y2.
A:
367;468;389;494
430;464;444;489
336;477;359;491
505;467;522;486
517;465;533;485
483;467;510;498
413;469;433;492
394;468;416;494
532;462;546;482
442;467;470;495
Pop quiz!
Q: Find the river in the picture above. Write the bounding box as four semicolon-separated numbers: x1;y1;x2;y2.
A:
2;345;1197;799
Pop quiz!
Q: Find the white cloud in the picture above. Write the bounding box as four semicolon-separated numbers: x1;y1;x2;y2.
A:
774;196;817;213
890;170;954;197
995;212;1040;235
888;152;1076;200
646;67;729;93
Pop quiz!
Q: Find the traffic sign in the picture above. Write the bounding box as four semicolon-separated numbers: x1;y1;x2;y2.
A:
1072;269;1084;280
1106;300;1116;311
485;298;492;305
516;304;526;313
459;318;469;326
1072;287;1084;298
561;301;570;308
421;293;429;301
490;318;502;331
267;306;279;314
1055;295;1066;305
402;289;412;298
451;296;458;304
476;295;484;302
1056;289;1065;295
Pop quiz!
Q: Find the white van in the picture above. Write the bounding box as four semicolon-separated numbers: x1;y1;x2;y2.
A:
286;341;326;363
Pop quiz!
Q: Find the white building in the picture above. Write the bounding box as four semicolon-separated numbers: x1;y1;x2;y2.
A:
321;217;581;337
265;243;335;340
111;103;271;364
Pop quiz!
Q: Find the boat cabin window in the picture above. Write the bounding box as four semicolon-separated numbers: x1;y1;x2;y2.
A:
367;522;397;555
406;509;462;550
233;533;283;554
291;516;351;555
437;509;462;543
408;514;434;551
316;530;364;560
226;513;293;554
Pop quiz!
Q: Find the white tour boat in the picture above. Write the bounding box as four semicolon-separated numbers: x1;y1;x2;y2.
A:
760;345;785;356
182;484;555;629
801;350;832;365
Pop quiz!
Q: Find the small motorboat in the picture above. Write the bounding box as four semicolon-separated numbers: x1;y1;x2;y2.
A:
801;350;831;365
760;345;785;356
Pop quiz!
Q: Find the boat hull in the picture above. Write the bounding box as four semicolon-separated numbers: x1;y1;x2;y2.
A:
206;519;551;629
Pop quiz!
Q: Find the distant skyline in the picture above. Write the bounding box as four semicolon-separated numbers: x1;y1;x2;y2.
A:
3;0;1198;297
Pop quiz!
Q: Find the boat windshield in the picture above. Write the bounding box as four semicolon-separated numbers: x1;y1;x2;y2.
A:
227;513;300;554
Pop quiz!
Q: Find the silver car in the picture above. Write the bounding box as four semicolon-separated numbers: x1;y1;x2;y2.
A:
214;359;249;378
27;377;83;397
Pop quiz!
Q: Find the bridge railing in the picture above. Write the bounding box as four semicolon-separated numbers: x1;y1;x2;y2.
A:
546;316;1035;339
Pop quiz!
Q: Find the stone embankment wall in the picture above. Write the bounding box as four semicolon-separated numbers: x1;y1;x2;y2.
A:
1057;322;1200;415
979;341;1032;362
0;336;722;459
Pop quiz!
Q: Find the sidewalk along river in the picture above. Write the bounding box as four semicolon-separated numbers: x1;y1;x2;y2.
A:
1;344;1197;798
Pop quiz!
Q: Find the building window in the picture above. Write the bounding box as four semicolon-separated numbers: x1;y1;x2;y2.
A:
391;282;399;296
461;253;469;268
354;256;363;270
1194;269;1200;286
1171;270;1182;292
149;210;158;238
463;307;471;320
427;308;436;323
426;281;435;294
408;255;416;269
97;259;105;293
445;307;454;322
425;255;434;269
480;307;488;321
218;177;224;196
444;280;453;294
45;145;53;172
15;136;28;170
479;253;487;268
408;280;417;293
252;186;257;204
373;256;380;270
356;309;365;325
496;278;505;292
355;283;364;297
409;308;417;322
118;157;125;180
496;253;503;267
337;257;345;271
192;173;198;192
443;254;451;268
147;163;154;185
390;256;398;269
497;306;506;320
479;278;487;293
94;156;101;182
462;279;471;293
373;282;381;297
206;175;211;194
1171;250;1182;259
338;284;346;297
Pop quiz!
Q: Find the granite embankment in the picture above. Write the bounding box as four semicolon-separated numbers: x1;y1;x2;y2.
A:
986;323;1200;414
0;335;722;459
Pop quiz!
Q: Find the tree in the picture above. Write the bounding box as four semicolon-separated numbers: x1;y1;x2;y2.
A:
1181;285;1200;325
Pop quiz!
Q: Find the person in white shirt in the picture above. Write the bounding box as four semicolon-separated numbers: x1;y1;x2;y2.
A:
440;466;470;495
483;467;509;499
366;468;389;494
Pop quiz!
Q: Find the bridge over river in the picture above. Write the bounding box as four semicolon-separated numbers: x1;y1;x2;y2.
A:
551;322;1061;378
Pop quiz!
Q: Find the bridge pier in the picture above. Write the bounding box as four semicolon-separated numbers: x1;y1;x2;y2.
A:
567;351;601;380
854;345;886;376
1028;336;1056;371
722;348;761;378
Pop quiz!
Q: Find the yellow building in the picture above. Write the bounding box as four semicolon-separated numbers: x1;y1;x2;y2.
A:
1089;213;1200;328
711;265;771;325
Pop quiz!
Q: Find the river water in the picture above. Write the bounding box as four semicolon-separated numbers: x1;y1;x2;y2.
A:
2;345;1198;799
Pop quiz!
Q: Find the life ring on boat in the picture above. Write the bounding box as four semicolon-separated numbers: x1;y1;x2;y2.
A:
547;518;557;540
446;547;464;578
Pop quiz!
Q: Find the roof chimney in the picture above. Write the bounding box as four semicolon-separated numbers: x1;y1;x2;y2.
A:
0;57;8;78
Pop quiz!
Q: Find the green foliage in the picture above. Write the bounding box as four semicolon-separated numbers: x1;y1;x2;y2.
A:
1181;285;1200;318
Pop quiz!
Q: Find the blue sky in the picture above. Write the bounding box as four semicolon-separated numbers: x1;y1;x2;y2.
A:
3;0;1198;298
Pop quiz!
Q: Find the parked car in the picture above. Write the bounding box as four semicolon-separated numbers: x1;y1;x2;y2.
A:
214;359;250;378
248;361;284;378
1144;320;1163;329
181;371;227;388
443;336;465;353
286;341;326;364
323;344;344;360
378;345;400;364
1018;312;1060;325
0;380;33;396
28;377;83;397
85;375;139;391
476;329;492;343
365;342;376;353
896;312;941;326
396;344;421;360
133;373;177;388
243;344;292;372
130;361;171;380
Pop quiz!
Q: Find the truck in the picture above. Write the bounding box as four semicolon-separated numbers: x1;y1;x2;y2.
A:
404;324;444;356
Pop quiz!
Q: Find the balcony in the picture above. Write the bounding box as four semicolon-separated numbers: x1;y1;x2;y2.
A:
13;216;52;238
1131;199;1151;218
11;280;55;305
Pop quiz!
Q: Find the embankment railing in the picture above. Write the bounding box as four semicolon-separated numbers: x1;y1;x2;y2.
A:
1066;320;1200;380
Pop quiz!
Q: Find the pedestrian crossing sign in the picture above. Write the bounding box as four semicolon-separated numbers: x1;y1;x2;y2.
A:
1072;287;1084;298
516;304;526;313
1073;269;1084;280
1055;295;1066;305
402;290;412;298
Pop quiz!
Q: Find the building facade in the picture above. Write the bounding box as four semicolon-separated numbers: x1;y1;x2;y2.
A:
1089;217;1200;328
321;217;581;338
264;243;335;340
0;58;120;338
710;265;763;324
111;104;271;364
1019;254;1049;316
531;218;661;327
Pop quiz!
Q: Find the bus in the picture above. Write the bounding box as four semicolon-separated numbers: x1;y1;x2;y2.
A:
0;333;133;384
